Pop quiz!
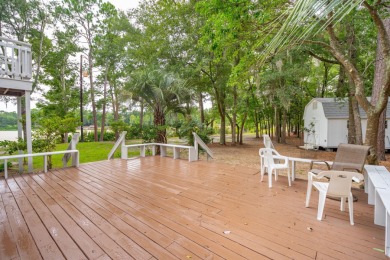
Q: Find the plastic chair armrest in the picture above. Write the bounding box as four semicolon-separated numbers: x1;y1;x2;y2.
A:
309;160;331;170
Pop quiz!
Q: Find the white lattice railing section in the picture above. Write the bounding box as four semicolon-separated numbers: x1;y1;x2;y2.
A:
0;36;32;80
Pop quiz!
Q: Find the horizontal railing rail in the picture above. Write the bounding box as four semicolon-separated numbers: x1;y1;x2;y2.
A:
0;36;32;80
1;150;79;179
121;142;198;162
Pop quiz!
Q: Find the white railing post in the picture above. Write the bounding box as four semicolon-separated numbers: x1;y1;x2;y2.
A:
121;136;128;159
71;133;80;167
4;159;8;179
44;155;48;173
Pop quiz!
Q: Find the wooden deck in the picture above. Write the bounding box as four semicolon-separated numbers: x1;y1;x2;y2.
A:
0;157;386;259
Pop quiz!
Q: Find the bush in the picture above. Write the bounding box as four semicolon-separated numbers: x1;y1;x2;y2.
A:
0;161;12;172
83;131;116;142
0;139;26;155
141;125;159;143
178;120;212;146
127;124;143;139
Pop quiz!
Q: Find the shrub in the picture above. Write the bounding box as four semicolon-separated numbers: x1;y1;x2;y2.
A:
178;120;212;146
0;161;12;172
83;131;116;142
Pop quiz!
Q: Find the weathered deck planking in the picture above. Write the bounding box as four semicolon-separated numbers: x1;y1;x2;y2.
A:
0;157;387;259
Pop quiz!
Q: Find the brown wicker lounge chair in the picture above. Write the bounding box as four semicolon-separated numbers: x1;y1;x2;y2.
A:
309;143;370;175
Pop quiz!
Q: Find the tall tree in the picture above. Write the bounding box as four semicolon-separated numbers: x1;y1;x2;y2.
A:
128;69;189;144
264;0;387;164
58;0;104;141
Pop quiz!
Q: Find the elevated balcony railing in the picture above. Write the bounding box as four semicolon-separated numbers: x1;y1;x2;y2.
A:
0;36;32;80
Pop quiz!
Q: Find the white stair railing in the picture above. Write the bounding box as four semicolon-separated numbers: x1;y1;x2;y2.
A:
62;133;80;167
108;131;127;159
193;132;213;160
0;36;32;80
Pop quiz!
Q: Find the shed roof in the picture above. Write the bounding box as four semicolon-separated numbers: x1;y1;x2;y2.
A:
313;97;390;119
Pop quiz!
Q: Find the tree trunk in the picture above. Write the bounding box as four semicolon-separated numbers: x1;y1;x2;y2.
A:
371;17;390;161
100;72;108;142
109;81;120;140
326;16;390;164
220;111;226;145
320;63;329;97
346;21;363;145
199;92;205;124
351;96;363;144
231;85;237;145
255;112;260;138
275;107;280;143
347;96;356;144
239;111;248;144
281;109;287;144
88;55;98;142
140;97;144;129
154;105;166;144
366;112;382;163
236;124;240;143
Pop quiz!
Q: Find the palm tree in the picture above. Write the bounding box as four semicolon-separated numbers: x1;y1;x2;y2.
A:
128;68;189;144
264;0;390;164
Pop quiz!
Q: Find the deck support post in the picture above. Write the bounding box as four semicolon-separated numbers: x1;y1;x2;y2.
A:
25;90;33;173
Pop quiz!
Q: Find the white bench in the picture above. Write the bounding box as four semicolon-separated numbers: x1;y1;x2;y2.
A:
364;165;390;205
364;165;390;257
374;189;390;257
122;143;198;162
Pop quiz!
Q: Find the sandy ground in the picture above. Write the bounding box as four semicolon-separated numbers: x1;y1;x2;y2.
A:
205;134;390;181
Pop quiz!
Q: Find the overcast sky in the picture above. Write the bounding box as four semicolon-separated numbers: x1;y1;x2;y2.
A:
0;0;140;112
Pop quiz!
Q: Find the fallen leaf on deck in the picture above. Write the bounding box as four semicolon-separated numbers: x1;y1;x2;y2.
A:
223;230;231;234
307;227;313;232
373;248;384;253
186;255;192;259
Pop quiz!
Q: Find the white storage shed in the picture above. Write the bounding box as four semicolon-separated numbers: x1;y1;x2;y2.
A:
303;98;390;149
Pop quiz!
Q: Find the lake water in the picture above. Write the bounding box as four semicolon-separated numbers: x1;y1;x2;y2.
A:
0;131;18;141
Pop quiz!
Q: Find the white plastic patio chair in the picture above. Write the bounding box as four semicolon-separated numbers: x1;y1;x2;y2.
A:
260;148;291;188
263;134;275;149
259;147;282;177
305;170;364;225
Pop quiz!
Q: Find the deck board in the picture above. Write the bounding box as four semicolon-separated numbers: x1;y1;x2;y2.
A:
0;157;387;259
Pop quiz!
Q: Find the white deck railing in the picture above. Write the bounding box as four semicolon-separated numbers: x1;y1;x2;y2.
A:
0;36;32;80
1;150;79;179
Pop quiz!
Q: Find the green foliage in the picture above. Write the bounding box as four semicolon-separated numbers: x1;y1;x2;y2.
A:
0;111;18;130
141;125;159;143
0;139;26;155
178;120;212;146
110;120;128;135
33;116;78;153
83;131;116;142
0;161;12;172
126;124;143;139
